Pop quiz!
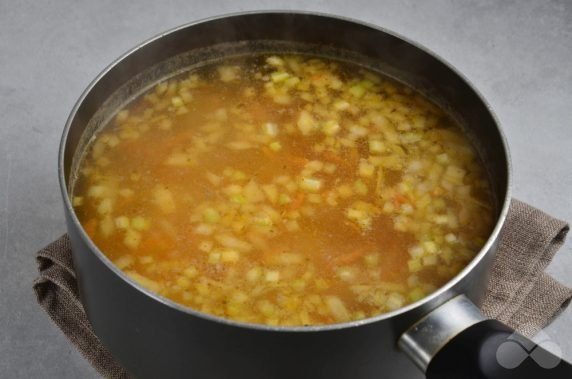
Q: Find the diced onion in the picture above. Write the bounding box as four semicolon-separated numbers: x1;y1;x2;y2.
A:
300;177;323;192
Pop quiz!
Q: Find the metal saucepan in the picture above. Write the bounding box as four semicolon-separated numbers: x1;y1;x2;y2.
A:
58;11;572;379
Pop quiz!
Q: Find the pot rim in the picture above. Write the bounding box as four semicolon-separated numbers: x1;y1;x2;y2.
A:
58;9;512;333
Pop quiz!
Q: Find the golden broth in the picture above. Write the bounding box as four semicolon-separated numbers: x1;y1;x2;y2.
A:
72;54;494;326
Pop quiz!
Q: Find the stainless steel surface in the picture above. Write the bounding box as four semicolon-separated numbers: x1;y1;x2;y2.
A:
399;295;486;372
58;11;510;379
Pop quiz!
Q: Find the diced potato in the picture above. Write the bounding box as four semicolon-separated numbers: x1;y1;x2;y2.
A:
423;241;438;254
337;185;353;198
205;172;222;186
322;120;340;136
266;56;284;66
215;234;252;252
262;184;278;204
271;71;290;83
139;256;154;264
408;259;422;273
436;153;449;164
218;65;239;82
115;255;134;269
194;224;214;236
123;229;141;249
166;153;193;167
278;193;292;205
364;254;379;267
369;139;385;154
336;267;356;281
333;100;350;111
386;293;405;311
171;96;184;108
208;251;221;264
445;233;457;243
400;203;414;215
221;249;240;263
246;267;262;282
99;215;115;237
285;220;300;232
349;126;368;137
409;287;426;302
126;271;161;293
323;163;337;174
353;180;368;196
297;110;317;135
244;181;266;203
349;84;366;98
264;270;280;282
119;188;134;198
359;160;375;178
382;202;395;214
114;216;130;229
87;185;107;198
325;296;350;322
305;160;324;172
131;216;150;231
263;122;279;136
214;108;227;122
198;240;213;252
422;255;438;266
269;141;282;152
179;89;193;103
202;208;221;224
154;187;175;213
277;253;303;265
408;245;424;258
176;276;191;289
115;109;129;122
107;135;120;147
253;214;273;227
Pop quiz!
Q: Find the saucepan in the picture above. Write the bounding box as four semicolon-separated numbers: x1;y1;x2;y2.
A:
58;11;571;379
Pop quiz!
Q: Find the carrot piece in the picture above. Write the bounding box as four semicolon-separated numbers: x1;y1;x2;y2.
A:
332;248;366;266
322;151;344;165
261;146;273;158
322;316;336;324
290;193;305;210
143;236;175;252
83;218;98;239
289;156;308;168
392;194;408;207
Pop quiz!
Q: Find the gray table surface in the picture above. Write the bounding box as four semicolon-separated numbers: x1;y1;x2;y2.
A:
1;0;571;377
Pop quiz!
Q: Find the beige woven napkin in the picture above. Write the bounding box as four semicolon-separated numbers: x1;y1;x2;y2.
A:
33;199;571;378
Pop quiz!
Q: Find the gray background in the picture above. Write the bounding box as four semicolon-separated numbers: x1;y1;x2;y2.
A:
1;0;571;377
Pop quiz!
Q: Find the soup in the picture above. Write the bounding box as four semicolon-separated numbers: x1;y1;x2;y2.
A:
72;54;494;326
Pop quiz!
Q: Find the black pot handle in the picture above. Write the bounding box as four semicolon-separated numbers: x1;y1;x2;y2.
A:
426;319;572;379
399;295;572;379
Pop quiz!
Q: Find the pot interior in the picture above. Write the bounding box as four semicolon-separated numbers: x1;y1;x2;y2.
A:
60;13;510;330
67;39;507;216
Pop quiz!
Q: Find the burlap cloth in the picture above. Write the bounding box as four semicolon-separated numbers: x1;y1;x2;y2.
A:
33;199;572;378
